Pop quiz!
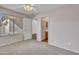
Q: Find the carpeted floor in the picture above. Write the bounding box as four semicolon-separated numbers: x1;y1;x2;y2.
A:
0;39;78;55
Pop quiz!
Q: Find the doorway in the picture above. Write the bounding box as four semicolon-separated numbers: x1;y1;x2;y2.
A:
32;16;49;43
32;19;37;40
41;16;48;43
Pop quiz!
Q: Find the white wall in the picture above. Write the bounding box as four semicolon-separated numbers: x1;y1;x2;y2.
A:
23;17;32;40
32;20;37;34
48;5;79;53
36;18;44;41
36;5;79;53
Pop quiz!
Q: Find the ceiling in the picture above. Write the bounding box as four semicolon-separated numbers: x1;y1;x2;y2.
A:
0;4;67;17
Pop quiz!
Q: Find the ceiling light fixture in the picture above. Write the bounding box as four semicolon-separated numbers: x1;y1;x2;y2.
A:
24;4;33;12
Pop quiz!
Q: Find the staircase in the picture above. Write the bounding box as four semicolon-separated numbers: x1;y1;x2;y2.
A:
0;14;23;34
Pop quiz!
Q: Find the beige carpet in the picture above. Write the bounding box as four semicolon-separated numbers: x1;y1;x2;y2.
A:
0;39;78;55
